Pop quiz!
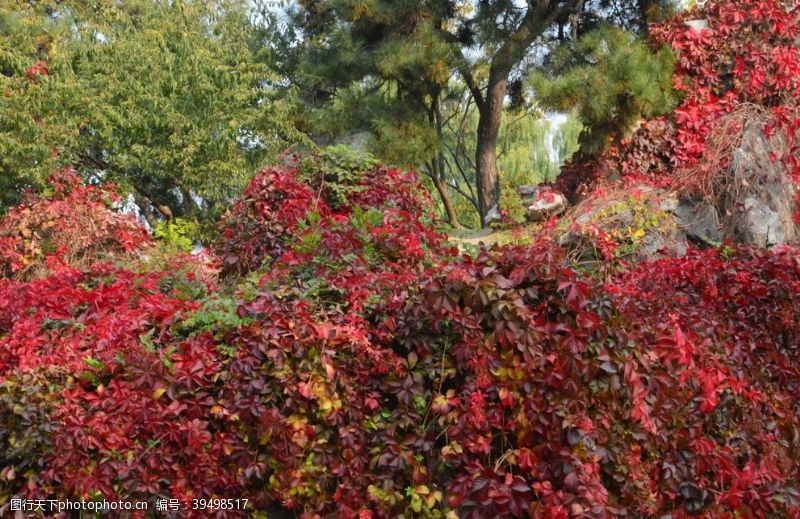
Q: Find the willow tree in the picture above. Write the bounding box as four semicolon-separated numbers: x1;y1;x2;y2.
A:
283;0;674;226
0;0;298;222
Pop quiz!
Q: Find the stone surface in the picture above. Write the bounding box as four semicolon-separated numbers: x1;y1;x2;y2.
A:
485;204;503;225
726;122;797;246
685;19;709;31
737;196;789;246
526;191;568;222
671;197;723;247
638;229;688;258
555;189;687;262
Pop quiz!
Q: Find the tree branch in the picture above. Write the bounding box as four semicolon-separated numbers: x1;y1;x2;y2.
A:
459;66;484;107
435;27;485;107
492;1;582;77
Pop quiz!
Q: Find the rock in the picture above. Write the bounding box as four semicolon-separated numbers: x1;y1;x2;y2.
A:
671;197;723;247
639;229;688;258
659;197;680;212
526;190;568;222
726;122;797;246
485;204;503;225
558;232;601;262
659;118;797;248
517;185;539;197
737;196;790;246
685;19;709;31
557;189;690;261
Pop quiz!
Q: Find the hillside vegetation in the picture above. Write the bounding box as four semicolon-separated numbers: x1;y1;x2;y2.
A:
2;0;800;518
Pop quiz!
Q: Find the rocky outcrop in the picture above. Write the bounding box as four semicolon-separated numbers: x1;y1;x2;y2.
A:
669;197;722;248
556;188;688;263
726;121;797;246
549;116;798;261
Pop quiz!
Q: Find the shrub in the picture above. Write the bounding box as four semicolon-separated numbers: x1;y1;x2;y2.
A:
0;169;148;278
215;163;440;277
153;218;199;253
3;158;800;517
555;0;800;203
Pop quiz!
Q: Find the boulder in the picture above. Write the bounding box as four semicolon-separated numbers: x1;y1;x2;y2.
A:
663;118;797;249
638;228;688;258
684;19;709;31
485;204;503;226
556;189;688;263
517;185;539;197
670;197;723;247
736;195;793;246
726;122;797;246
521;187;568;222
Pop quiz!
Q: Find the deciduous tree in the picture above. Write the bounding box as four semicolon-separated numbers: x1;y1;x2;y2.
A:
0;0;298;223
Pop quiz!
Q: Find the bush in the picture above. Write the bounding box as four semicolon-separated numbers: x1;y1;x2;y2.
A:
0;169;148;279
554;0;800;205
3;151;800;517
215;162;440;276
153;218;199;253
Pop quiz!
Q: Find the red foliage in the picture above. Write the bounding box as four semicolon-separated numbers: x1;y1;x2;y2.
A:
25;60;48;81
0;260;237;513
0;175;232;515
2;158;800;517
217;166;325;274
0;265;194;374
556;0;800;200
0;170;149;277
48;332;244;509
201;161;800;516
606;248;800;516
216;164;442;276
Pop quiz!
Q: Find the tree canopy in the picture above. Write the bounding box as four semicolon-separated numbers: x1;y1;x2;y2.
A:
0;0;298;223
281;0;677;226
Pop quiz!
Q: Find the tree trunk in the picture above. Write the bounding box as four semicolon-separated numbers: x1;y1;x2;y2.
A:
475;74;507;227
456;2;581;227
427;92;462;228
432;172;460;228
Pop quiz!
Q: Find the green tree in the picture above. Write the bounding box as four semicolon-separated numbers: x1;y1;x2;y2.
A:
498;111;581;185
531;25;678;154
275;1;464;225
436;84;581;227
282;0;675;227
0;0;298;223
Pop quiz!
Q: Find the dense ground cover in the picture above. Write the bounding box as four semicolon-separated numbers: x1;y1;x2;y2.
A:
2;0;800;517
1;157;799;518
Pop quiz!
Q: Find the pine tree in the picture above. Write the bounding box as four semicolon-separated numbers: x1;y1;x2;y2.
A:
531;26;678;154
282;0;677;227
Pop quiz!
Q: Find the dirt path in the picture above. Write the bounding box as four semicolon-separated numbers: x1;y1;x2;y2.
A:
447;224;541;250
